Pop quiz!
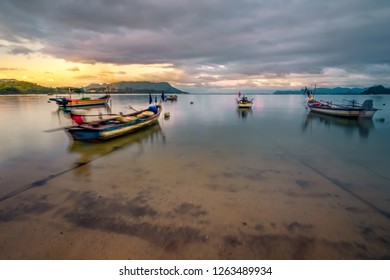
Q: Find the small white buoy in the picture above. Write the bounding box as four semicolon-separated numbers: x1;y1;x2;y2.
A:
164;112;170;118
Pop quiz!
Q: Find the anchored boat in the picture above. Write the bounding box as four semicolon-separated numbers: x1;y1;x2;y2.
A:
236;92;254;108
49;94;111;108
305;87;377;118
66;104;162;141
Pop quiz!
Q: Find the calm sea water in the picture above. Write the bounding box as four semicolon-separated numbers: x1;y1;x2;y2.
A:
0;93;389;259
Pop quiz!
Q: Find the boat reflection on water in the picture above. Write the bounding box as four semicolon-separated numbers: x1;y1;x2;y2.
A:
68;123;165;165
302;111;375;138
237;108;253;119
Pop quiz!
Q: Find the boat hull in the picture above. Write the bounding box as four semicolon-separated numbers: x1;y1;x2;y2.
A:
308;106;377;118
237;102;252;109
60;100;110;108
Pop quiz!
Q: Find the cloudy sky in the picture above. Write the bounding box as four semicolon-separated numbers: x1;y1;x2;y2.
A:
0;0;389;93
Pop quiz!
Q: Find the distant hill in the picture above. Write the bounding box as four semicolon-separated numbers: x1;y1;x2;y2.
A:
0;80;53;94
0;79;185;94
274;87;366;95
85;81;184;93
361;85;390;95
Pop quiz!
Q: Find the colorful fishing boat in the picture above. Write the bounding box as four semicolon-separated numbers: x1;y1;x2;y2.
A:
236;92;254;108
65;104;162;141
49;94;111;108
305;87;377;118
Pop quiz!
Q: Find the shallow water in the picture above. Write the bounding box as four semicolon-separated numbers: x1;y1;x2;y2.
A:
0;93;389;259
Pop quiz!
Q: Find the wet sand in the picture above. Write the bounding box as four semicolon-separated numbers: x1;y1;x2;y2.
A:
0;137;389;260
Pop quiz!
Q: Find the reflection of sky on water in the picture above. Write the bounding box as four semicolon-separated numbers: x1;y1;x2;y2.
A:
1;94;390;199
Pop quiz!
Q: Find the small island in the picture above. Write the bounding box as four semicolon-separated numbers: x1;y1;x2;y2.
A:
361;85;390;95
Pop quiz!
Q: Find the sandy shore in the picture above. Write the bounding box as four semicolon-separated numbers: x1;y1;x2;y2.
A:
0;140;389;260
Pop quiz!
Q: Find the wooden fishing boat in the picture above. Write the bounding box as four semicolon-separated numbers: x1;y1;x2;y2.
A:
165;94;178;101
66;104;162;141
49;94;111;108
305;88;377;118
236;94;254;108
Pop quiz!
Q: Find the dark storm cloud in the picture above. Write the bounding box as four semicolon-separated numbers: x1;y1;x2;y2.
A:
1;0;389;88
